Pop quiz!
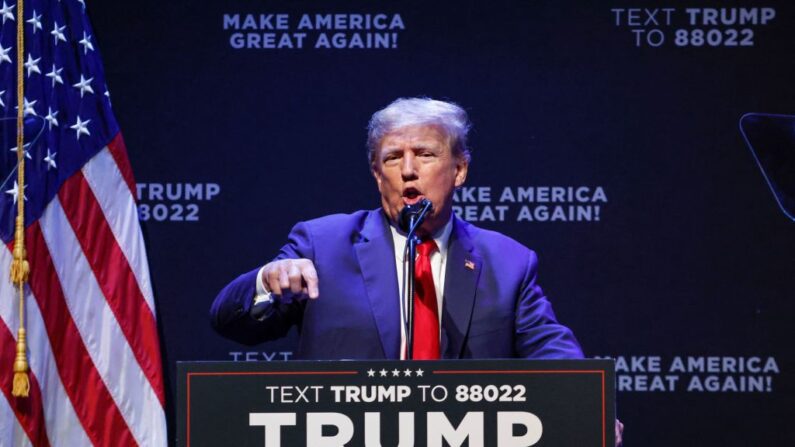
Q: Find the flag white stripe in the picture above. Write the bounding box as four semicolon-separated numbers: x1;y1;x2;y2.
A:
0;249;91;447
39;198;166;447
81;147;157;314
0;392;33;447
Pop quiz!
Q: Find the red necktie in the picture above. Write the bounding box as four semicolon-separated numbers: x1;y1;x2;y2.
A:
412;239;440;359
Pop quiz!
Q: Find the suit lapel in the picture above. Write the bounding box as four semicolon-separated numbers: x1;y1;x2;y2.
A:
353;210;401;359
441;217;482;359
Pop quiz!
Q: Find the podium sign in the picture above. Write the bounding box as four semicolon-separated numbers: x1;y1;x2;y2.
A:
178;359;615;447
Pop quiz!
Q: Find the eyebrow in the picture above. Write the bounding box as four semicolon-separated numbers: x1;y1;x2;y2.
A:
381;141;440;154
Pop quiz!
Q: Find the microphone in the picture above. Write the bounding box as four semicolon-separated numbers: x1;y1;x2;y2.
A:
398;199;433;234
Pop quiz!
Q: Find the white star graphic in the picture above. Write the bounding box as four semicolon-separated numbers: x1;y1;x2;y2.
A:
392;369;400;377
0;90;4;108
10;143;32;160
24;54;41;77
367;369;375;377
44;107;59;129
70;115;91;139
79;31;94;54
16;97;37;116
5;181;26;204
415;369;424;377
78;0;86;10
46;64;63;87
44;149;57;170
379;369;388;377
104;86;111;104
51;22;66;45
23;97;36;115
26;9;42;33
0;2;14;25
403;368;412;377
73;74;94;97
0;44;11;65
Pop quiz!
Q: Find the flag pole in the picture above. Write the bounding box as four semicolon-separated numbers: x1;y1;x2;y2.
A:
10;0;30;398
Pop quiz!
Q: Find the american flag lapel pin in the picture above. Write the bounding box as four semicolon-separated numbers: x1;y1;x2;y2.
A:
464;259;475;270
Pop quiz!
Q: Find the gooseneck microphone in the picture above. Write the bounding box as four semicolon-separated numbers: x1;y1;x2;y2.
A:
398;198;433;234
398;198;433;359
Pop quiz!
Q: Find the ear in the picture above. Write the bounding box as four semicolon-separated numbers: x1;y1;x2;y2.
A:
454;158;468;188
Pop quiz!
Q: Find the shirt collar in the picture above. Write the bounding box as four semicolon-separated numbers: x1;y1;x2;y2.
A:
389;214;454;260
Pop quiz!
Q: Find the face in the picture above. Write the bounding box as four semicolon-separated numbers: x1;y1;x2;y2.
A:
372;124;468;235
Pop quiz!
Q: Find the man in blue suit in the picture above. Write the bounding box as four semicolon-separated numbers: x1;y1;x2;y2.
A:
210;97;626;443
210;97;583;361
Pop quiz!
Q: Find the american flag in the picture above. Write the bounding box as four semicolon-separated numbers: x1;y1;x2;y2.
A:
0;0;167;445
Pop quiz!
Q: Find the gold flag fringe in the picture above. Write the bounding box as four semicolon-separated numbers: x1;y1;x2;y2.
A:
11;0;29;398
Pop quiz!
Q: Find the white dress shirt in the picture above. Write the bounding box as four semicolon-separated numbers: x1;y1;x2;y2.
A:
389;218;452;359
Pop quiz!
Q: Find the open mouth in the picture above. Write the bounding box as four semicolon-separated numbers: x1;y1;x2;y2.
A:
402;187;423;205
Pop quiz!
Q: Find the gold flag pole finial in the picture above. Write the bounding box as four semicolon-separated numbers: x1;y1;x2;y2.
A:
10;0;30;398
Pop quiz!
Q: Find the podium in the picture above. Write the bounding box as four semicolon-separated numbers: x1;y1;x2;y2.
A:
178;359;614;447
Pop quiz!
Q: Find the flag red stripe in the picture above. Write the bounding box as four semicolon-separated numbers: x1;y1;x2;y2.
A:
58;172;165;405
26;222;138;446
0;319;51;447
106;133;138;201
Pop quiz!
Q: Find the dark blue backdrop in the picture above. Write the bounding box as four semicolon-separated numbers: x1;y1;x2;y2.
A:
89;1;795;445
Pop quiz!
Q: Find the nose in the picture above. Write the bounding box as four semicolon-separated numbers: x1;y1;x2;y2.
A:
400;152;418;180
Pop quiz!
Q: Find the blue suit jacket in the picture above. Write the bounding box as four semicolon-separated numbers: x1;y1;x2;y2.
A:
210;209;583;360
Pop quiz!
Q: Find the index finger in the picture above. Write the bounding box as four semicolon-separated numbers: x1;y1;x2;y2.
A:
299;261;319;299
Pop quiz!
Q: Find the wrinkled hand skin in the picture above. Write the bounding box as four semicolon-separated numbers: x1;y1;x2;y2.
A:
261;258;319;299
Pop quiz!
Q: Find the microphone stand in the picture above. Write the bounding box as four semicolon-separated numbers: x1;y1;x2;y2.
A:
404;216;419;360
403;201;432;360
